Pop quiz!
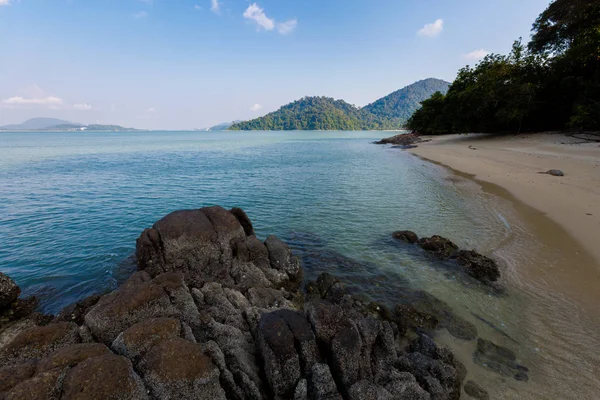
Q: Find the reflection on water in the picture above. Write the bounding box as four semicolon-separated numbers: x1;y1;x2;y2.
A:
0;131;599;399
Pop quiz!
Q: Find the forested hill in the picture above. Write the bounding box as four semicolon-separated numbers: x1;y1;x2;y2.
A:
229;78;450;131
362;78;450;121
230;97;368;131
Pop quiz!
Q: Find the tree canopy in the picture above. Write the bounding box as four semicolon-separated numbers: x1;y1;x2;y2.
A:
407;0;600;134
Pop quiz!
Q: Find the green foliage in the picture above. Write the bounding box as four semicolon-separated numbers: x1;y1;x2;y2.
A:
408;0;600;134
230;79;450;131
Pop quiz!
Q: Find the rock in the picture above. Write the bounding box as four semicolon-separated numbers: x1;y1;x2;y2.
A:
36;343;111;373
264;235;303;286
138;338;225;399
348;380;394;400
0;362;36;393
464;381;489;400
418;236;459;259
381;370;431;400
306;300;347;344
54;294;101;325
230;207;255;236
294;379;308;400
0;322;80;366
308;363;342;399
0;273;20;310
456;250;500;283
473;338;528;381
111;318;182;362
375;133;422;146
395;304;439;334
392;231;420;244
330;319;362;390
5;367;64;400
136;207;245;287
539;169;564;176
62;353;148;400
84;271;194;344
258;309;317;398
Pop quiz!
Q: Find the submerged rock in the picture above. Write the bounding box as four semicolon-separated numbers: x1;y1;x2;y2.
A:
539;169;564;177
464;380;490;400
392;230;420;244
473;338;529;381
418;235;459;260
456;250;500;283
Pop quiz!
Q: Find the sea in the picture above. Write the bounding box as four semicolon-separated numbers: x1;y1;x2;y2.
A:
1;130;599;399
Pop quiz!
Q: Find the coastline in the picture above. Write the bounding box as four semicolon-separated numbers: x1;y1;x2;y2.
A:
408;133;600;267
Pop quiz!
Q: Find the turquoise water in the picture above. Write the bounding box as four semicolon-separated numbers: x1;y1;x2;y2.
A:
0;130;496;313
2;130;599;399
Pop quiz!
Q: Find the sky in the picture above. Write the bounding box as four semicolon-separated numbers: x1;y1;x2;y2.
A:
0;0;552;130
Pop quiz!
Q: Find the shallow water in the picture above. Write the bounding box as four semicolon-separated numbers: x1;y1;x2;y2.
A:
1;130;598;399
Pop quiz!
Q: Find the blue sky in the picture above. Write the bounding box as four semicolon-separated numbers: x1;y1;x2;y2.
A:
0;0;552;129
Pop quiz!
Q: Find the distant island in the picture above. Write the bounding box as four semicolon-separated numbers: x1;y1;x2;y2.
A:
229;78;450;131
0;118;139;132
204;120;243;131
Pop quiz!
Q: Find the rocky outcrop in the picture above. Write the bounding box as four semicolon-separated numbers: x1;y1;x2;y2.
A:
375;133;423;146
392;231;501;284
0;206;499;399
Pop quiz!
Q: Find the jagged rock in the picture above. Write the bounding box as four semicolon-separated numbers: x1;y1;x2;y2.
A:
62;353;148;399
0;322;80;366
138;338;225;399
392;230;420;244
464;381;490;400
418;236;459;259
36;343;111;373
230;207;255;236
456;250;500;283
382;370;431;400
473;338;528;381
84;271;196;344
265;235;303;286
308;363;342;399
258;309;317;398
0;273;20;310
348;380;394;400
111;318;181;362
294;379;308;400
0;362;36;393
330;319;363;390
306;300;347;344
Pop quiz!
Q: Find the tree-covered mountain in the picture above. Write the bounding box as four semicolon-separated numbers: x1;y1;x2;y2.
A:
229;78;450;131
230;96;369;131
362;78;450;121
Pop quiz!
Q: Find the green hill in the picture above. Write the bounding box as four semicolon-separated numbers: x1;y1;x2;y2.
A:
229;78;451;131
230;96;368;131
362;78;450;121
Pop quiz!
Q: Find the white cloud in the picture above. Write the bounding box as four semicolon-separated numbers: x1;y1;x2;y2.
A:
133;11;148;19
3;96;62;106
418;19;444;37
243;3;275;31
250;104;263;112
210;0;220;15
146;107;156;112
277;19;297;35
194;4;202;10
74;103;92;110
0;0;11;6
464;49;489;60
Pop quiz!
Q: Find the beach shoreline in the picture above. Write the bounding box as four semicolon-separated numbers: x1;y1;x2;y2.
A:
408;132;600;268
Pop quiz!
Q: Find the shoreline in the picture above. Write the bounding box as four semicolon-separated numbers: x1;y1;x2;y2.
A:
407;133;600;267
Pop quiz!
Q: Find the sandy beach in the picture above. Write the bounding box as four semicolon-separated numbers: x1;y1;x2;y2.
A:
409;133;600;267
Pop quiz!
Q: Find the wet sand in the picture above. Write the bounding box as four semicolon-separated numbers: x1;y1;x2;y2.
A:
406;133;600;399
409;133;600;267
